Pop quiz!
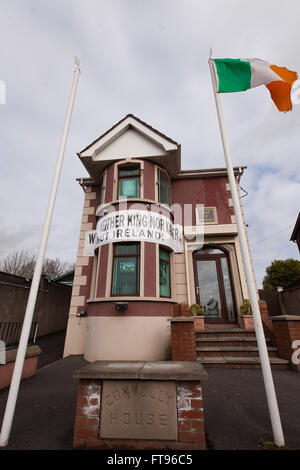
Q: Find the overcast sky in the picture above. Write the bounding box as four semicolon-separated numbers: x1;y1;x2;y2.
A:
0;0;299;287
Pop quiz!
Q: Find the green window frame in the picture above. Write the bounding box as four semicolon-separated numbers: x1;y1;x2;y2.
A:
159;247;171;297
118;165;140;199
157;168;171;206
111;243;140;296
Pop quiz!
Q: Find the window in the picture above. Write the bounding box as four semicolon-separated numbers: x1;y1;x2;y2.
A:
195;207;218;225
118;165;140;199
159;247;171;297
158;168;171;206
112;243;140;295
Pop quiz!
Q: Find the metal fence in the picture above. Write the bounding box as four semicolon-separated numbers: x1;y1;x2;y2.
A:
0;321;38;349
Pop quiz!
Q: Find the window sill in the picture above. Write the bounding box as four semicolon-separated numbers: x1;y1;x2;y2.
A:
96;199;174;217
87;296;176;303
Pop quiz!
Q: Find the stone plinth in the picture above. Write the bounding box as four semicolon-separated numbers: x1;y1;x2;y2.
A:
73;361;207;450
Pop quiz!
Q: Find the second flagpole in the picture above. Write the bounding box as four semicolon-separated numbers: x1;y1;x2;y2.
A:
208;58;285;447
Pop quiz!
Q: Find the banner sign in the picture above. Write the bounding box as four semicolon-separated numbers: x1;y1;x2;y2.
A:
84;210;183;255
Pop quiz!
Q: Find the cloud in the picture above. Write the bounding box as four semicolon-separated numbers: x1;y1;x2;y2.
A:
0;0;299;287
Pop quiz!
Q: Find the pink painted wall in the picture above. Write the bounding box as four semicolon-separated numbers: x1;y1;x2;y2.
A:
0;356;39;390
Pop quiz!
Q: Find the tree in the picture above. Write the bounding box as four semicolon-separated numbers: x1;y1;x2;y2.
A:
0;249;74;280
262;258;300;290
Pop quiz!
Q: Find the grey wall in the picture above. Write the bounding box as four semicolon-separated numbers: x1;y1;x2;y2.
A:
259;286;300;317
0;271;72;336
280;286;300;316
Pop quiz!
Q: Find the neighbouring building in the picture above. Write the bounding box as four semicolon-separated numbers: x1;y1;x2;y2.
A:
63;114;256;362
291;211;300;253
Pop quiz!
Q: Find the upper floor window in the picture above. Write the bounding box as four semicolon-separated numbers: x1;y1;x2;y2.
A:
118;165;140;199
158;168;171;206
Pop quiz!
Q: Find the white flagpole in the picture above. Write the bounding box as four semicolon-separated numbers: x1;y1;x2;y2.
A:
0;57;81;447
208;58;285;448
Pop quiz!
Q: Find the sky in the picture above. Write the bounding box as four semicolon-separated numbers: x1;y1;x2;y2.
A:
0;0;299;288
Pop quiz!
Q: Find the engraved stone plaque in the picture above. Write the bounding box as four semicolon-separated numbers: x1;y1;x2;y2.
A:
100;380;177;440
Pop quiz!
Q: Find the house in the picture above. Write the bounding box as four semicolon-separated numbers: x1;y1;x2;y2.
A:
290;211;300;253
63;114;257;362
53;270;75;287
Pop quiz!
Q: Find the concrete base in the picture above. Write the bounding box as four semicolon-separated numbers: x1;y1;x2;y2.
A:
73;361;207;450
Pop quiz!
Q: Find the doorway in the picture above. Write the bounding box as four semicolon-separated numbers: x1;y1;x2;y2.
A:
193;246;236;324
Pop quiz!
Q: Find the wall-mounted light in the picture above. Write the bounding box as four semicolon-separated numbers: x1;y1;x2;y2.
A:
76;309;86;317
115;302;128;313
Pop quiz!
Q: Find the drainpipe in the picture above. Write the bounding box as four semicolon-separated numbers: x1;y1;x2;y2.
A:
184;239;191;306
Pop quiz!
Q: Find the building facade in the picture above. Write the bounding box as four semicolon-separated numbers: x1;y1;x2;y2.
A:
63;114;256;362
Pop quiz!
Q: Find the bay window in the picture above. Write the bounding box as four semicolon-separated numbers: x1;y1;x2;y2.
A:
118;165;140;199
157;168;171;206
111;243;140;296
159;247;171;297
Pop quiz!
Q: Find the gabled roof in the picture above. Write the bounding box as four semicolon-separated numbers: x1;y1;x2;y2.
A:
290;211;300;241
80;114;179;154
77;114;181;181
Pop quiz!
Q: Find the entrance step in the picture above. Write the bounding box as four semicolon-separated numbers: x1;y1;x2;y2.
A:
196;336;273;348
205;323;239;330
195;328;290;370
197;346;278;358
196;328;257;338
197;356;289;370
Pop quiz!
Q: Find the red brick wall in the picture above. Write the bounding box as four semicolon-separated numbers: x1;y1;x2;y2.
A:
171;176;233;225
272;317;300;371
96;244;109;298
171;318;196;361
144;242;156;297
259;300;273;334
143;160;155;200
177;381;205;445
73;379;101;447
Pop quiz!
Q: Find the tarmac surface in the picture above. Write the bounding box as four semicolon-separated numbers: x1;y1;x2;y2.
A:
0;332;300;451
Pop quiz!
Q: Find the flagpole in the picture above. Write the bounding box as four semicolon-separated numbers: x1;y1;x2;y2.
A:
208;58;285;448
0;57;81;448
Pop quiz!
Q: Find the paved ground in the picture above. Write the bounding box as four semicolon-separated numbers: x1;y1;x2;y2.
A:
202;368;300;450
0;350;300;451
36;330;67;369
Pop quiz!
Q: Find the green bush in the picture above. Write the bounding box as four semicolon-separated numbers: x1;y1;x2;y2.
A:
240;299;252;316
189;304;205;316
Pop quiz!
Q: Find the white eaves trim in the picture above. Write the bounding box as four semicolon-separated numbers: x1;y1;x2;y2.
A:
80;115;178;159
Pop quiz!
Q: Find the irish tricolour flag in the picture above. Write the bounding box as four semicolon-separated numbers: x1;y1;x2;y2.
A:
212;58;297;112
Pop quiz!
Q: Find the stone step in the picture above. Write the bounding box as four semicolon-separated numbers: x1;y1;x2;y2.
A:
197;356;289;370
196;337;272;348
196;346;278;358
195;328;256;339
